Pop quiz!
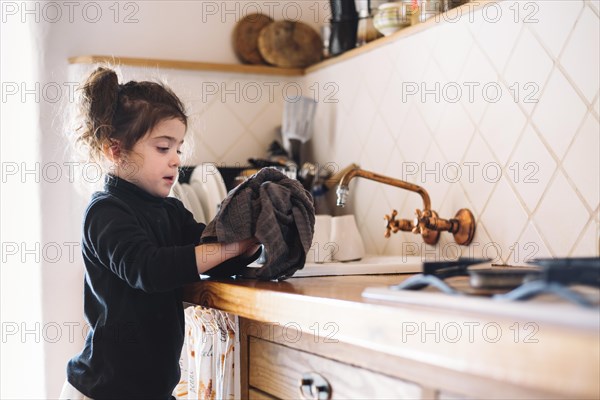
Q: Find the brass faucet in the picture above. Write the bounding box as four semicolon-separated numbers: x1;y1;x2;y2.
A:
336;166;476;245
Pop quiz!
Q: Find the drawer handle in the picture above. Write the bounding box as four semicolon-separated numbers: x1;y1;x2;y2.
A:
299;372;332;400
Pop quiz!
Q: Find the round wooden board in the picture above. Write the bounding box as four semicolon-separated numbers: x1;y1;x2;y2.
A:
257;21;323;68
232;13;274;65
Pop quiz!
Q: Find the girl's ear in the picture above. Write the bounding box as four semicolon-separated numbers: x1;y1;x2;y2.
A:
102;140;121;163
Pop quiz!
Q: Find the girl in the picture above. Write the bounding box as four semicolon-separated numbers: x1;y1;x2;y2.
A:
61;67;260;399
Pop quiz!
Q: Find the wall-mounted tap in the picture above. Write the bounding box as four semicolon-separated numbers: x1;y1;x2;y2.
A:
336;166;476;246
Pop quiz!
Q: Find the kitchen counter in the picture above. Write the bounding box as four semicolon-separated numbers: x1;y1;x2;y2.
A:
183;274;599;399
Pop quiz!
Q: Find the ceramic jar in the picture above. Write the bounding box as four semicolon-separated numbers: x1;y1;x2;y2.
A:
373;2;414;36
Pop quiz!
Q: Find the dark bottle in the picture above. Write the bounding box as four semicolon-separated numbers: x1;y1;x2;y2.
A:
328;0;359;56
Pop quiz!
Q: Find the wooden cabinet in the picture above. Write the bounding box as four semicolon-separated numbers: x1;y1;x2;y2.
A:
247;335;421;399
183;276;599;400
239;318;457;400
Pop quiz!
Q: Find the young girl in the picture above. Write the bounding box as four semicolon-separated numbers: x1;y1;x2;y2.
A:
61;67;260;399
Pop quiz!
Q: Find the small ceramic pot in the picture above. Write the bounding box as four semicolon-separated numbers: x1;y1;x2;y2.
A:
373;2;412;36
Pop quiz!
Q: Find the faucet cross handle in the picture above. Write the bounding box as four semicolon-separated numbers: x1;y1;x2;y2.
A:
384;210;399;238
384;209;415;238
413;209;441;245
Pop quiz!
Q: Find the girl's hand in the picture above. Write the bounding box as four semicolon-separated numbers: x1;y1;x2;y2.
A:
195;237;261;274
239;237;262;258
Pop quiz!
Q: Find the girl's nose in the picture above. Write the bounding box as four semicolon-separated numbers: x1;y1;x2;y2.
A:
170;152;181;168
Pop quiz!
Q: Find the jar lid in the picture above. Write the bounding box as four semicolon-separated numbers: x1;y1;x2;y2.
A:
378;2;404;10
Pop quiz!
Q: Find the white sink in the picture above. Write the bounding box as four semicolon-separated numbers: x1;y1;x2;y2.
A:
291;255;423;278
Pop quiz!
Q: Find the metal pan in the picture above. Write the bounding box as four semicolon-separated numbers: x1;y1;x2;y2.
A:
468;267;541;290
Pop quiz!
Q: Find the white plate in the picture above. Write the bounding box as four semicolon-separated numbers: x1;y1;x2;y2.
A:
189;179;210;223
191;164;226;221
170;181;193;213
181;183;206;223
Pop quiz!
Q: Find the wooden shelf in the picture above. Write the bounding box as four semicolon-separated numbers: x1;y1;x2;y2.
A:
68;55;304;76
68;1;489;77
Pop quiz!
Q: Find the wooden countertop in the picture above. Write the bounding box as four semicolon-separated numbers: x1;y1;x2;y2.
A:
183;274;600;399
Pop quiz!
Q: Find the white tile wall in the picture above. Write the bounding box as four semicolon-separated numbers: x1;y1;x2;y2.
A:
307;0;600;263
69;1;599;263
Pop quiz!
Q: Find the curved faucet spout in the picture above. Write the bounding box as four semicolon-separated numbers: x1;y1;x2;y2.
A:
336;166;431;211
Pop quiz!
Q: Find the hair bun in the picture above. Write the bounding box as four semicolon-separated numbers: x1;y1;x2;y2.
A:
81;67;120;144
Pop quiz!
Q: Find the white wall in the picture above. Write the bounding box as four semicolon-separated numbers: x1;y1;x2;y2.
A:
1;14;46;400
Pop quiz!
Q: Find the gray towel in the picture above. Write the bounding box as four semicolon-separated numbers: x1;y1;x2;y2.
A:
201;168;315;280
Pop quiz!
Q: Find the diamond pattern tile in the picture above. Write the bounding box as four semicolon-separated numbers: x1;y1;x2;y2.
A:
459;44;498;124
479;177;529;264
364;115;396;173
198;102;246;160
399;180;427;224
530;0;584;58
563;114;600;210
392;34;431;82
382;149;411;212
395;104;432;164
570;220;600;256
417;59;448;132
130;0;598;260
433;22;473;81
186;132;217;166
330;108;364;167
363;186;394;254
472;1;522;72
504;27;554;115
460;134;498;216
438;179;473;219
508;125;557;213
351;178;379;226
361;48;396;109
422;141;451;207
331;61;362;114
420;21;441;51
479;86;527;165
220;132;263;165
434;102;475;163
349;82;378;145
534;171;589;256
513;222;552;264
560;6;600;103
225;78;273;127
380;72;413;140
247;101;284;146
465;223;499;263
184;76;228;111
531;68;588;159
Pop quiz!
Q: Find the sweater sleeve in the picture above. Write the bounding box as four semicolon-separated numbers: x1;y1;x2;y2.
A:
83;199;200;293
170;198;206;245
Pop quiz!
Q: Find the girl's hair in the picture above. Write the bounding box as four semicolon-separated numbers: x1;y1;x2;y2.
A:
76;67;187;162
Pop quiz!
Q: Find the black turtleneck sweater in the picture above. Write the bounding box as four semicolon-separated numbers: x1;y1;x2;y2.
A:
67;175;204;399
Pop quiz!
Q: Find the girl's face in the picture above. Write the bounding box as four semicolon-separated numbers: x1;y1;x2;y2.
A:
116;118;186;198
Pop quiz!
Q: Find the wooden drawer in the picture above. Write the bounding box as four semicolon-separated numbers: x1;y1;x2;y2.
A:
249;337;422;399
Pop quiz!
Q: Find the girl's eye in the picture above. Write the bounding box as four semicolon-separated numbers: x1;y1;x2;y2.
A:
177;150;182;155
157;147;169;153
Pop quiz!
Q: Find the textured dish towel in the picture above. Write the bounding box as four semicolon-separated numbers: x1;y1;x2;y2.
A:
201;168;315;280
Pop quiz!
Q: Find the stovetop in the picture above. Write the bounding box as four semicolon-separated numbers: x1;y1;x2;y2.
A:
363;257;600;309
